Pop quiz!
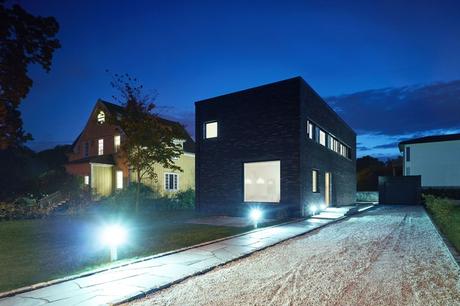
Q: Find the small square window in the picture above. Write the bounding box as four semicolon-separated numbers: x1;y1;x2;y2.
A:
204;121;218;139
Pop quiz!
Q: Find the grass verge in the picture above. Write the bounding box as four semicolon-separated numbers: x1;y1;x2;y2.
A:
0;211;274;293
424;194;460;252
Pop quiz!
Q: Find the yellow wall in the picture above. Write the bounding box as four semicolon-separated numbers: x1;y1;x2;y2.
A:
131;153;195;194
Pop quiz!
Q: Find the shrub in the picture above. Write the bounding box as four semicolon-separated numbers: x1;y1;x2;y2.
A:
424;194;460;252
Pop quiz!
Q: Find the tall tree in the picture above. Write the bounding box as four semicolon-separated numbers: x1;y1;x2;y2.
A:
0;1;60;149
110;74;186;212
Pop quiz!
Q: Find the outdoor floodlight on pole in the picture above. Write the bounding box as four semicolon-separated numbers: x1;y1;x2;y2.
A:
250;208;262;228
101;224;127;261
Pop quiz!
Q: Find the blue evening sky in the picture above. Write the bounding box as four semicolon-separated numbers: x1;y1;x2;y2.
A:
18;0;460;157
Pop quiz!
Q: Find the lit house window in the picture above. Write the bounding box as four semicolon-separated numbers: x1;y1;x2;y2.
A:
165;173;179;191
97;111;105;124
319;130;326;146
312;170;318;192
116;171;123;189
84;175;89;185
98;139;104;155
307;121;313;139
204;121;218;139
114;135;121;152
244;160;280;203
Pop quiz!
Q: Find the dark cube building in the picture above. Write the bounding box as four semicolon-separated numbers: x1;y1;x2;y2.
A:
195;77;356;217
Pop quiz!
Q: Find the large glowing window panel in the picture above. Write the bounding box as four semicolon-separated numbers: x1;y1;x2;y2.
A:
244;161;280;203
204;121;218;139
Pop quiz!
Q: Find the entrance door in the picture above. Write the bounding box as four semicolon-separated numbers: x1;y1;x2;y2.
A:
325;172;332;207
91;164;113;199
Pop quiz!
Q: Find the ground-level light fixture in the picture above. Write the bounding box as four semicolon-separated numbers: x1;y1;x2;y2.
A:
249;208;262;228
100;224;127;261
309;205;318;215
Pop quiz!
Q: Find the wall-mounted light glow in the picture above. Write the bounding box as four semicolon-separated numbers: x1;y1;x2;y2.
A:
100;224;127;261
319;203;326;210
249;208;262;228
310;205;318;215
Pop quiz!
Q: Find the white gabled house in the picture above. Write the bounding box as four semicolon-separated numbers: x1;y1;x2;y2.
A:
399;133;460;188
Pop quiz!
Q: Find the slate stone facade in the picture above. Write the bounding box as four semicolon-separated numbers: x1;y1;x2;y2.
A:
195;77;356;217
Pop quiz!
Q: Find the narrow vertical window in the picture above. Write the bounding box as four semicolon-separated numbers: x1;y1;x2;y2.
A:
319;130;326;146
114;135;121;152
312;170;318;193
84;142;89;157
84;175;89;185
204;121;218;139
98;139;104;155
315;127;320;143
116;171;123;189
406;147;410;162
307;121;313;139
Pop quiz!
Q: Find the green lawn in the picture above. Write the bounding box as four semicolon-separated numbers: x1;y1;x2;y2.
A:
0;211;261;293
424;195;460;252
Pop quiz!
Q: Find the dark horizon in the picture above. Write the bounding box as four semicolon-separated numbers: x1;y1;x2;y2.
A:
16;0;460;157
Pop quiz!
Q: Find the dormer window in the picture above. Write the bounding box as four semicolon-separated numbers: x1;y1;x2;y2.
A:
97;111;105;124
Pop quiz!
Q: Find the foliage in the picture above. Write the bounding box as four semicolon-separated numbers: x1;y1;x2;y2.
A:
357;155;402;191
0;1;60;149
423;188;460;200
424;194;460;252
109;73;186;212
100;183;195;213
0;145;72;201
356;191;379;202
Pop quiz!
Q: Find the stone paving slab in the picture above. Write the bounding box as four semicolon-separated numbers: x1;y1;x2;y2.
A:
0;205;374;306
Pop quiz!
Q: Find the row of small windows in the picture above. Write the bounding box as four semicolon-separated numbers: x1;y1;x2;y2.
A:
307;120;352;159
84;172;179;192
77;135;121;157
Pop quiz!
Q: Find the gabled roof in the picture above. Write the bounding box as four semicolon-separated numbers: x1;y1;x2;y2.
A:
398;133;460;151
73;99;195;153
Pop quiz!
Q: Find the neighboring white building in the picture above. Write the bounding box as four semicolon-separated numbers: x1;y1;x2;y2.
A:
399;133;460;188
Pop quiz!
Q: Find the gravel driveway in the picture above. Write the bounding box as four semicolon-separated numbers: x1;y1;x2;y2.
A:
128;205;460;306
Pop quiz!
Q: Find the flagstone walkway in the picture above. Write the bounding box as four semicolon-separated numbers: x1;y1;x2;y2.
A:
0;206;373;306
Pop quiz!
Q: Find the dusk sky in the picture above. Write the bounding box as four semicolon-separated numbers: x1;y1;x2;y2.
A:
18;0;460;158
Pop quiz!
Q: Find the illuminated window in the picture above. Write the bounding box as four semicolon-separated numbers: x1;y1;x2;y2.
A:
307;121;313;139
328;135;334;150
204;121;218;139
165;173;179;191
116;171;123;189
97;111;105;124
319;130;326;146
114;135;121;152
84;175;89;185
98;139;104;155
244;160;280;203
312;170;318;193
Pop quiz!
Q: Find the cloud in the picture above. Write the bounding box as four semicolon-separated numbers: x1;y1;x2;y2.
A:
326;80;460;135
